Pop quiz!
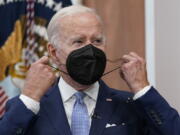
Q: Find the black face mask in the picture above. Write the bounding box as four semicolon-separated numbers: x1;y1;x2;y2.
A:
51;44;122;85
66;44;106;85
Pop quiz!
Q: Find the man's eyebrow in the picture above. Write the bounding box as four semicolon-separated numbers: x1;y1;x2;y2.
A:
93;35;105;40
69;35;84;40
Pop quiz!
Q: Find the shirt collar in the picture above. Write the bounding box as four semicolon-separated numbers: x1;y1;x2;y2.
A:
58;77;99;103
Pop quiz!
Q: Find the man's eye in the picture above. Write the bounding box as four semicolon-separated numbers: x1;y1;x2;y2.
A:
94;39;102;44
74;40;83;44
95;39;102;43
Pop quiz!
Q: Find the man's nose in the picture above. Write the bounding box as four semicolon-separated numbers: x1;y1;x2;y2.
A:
85;40;92;45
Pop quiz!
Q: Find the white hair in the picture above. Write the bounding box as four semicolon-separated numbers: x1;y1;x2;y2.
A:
47;5;102;48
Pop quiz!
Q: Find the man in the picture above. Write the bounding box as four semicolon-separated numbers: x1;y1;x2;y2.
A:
0;5;180;135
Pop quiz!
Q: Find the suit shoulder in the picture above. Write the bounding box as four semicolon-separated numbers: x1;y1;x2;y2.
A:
109;88;134;99
99;80;133;99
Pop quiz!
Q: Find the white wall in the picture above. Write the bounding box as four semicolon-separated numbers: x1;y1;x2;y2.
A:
146;0;180;112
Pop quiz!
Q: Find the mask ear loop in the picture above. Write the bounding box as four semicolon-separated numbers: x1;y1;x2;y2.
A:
102;58;124;76
48;65;68;74
106;58;123;63
102;65;122;76
47;55;68;74
48;58;125;76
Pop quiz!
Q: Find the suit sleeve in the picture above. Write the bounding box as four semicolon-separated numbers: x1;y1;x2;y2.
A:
134;87;180;135
0;96;36;135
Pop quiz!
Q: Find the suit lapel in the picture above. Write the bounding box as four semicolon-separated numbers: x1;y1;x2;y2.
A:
41;83;72;135
89;80;117;135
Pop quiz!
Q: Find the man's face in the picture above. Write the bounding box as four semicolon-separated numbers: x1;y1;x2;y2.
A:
54;12;106;66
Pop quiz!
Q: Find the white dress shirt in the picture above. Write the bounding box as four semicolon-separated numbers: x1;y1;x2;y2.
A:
58;77;99;126
19;78;151;125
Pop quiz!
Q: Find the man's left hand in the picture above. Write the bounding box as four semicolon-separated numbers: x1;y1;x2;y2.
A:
119;52;149;93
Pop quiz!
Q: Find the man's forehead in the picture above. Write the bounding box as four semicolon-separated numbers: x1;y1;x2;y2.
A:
68;33;104;40
59;12;102;29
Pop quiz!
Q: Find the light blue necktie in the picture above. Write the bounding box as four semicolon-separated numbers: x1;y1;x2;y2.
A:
71;92;90;135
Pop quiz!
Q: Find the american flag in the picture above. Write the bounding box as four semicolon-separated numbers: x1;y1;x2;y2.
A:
0;0;73;89
0;87;8;118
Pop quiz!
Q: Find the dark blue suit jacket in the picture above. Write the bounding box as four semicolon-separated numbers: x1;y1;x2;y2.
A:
0;80;180;135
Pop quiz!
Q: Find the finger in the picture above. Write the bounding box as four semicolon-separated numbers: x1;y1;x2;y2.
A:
36;56;49;65
48;65;60;72
121;60;134;70
129;52;144;61
122;54;137;63
43;65;56;73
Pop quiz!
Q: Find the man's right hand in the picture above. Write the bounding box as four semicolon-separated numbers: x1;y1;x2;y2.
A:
22;56;56;101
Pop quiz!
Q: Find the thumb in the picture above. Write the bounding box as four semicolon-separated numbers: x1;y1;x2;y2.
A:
37;56;49;65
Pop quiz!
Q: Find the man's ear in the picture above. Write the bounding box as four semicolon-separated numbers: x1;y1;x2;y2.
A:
47;43;59;64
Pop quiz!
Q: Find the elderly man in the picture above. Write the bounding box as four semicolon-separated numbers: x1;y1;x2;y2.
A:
0;5;180;135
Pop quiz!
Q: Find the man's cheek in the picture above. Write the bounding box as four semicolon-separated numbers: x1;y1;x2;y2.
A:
55;49;67;64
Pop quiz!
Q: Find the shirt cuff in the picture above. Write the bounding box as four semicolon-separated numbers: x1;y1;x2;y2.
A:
19;94;40;114
133;85;151;100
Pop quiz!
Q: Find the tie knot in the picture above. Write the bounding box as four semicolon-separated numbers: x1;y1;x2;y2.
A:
74;92;85;104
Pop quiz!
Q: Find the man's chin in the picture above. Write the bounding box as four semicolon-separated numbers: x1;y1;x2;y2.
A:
61;74;91;91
